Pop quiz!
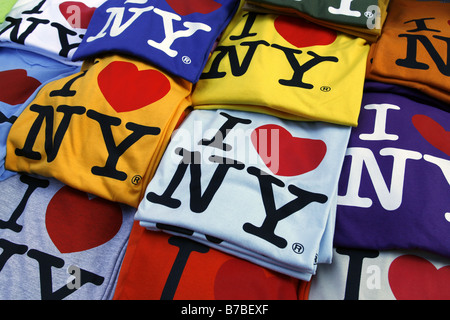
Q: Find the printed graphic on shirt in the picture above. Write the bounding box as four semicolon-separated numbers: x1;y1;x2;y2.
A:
251;124;327;176
366;0;450;104
113;226;300;300
0;174;134;300
0;69;41;105
308;248;450;300
46;185;123;254
247;0;386;29
0;47;79;182
59;1;97;29
5;55;192;208
136;109;350;277
72;0;240;83
192;8;369;126
335;82;450;258
0;0;106;63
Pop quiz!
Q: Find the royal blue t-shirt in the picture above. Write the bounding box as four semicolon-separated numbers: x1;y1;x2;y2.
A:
72;0;239;83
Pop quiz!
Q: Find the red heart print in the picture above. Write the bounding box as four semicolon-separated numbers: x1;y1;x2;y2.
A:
59;1;97;29
46;186;123;253
0;69;41;105
274;15;337;48
412;114;450;156
214;258;298;299
251;124;327;176
165;0;222;16
98;61;171;113
388;255;450;300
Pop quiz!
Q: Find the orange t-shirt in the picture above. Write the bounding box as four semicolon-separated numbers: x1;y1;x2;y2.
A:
366;0;450;105
6;54;192;208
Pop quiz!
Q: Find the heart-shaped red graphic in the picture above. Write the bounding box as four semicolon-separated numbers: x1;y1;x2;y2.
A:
251;124;327;176
46;186;123;253
412;114;450;156
59;1;97;29
0;69;41;105
388;255;450;299
98;61;171;113
165;0;222;16
274;15;337;48
214;258;298;299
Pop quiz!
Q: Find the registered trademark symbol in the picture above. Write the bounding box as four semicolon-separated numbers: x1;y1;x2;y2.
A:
292;243;304;254
320;86;332;92
131;175;142;185
364;11;374;18
182;56;191;64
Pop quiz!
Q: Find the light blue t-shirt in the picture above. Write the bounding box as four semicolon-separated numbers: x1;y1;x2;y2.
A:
135;109;351;280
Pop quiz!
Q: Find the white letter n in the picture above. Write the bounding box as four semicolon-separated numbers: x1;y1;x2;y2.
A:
338;147;422;210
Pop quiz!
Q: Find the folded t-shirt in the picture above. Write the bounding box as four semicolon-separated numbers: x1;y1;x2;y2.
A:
135;108;351;280
305;248;450;300
72;0;240;83
366;0;450;106
192;4;369;126
244;0;390;42
5;54;192;208
0;0;107;65
113;222;302;300
0;47;79;181
0;173;135;300
335;81;450;258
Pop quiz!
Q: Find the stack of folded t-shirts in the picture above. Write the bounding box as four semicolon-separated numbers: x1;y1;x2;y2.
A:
0;47;79;181
192;2;370;127
5;54;192;208
366;0;450;106
335;81;450;261
243;0;390;43
72;0;240;83
135;108;351;280
0;173;135;300
0;0;108;66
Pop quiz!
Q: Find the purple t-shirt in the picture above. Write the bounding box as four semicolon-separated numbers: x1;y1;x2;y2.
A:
335;81;450;258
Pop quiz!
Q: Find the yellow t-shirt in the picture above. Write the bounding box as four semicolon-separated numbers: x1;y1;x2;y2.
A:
192;6;369;127
6;54;192;208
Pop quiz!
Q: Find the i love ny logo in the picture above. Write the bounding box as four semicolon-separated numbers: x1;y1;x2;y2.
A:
0;0;105;60
0;174;132;299
73;0;237;83
201;11;340;90
0;69;41;106
141;109;350;263
6;55;192;208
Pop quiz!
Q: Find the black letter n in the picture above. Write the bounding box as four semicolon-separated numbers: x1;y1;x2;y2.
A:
15;104;85;161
